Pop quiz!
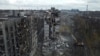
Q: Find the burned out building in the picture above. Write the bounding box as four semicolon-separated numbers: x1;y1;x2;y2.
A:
0;14;38;56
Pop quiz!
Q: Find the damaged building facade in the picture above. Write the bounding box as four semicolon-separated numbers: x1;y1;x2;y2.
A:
0;10;45;56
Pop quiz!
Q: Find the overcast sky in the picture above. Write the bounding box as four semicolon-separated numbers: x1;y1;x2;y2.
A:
0;0;100;11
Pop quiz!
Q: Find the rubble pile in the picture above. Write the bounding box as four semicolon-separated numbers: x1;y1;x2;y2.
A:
42;35;72;56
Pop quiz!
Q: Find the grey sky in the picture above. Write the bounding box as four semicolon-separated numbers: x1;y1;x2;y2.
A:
0;0;100;11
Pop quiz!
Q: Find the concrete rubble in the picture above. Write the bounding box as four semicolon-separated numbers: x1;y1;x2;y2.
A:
42;35;71;56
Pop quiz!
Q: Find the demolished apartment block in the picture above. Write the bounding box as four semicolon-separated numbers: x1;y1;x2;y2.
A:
0;15;38;56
